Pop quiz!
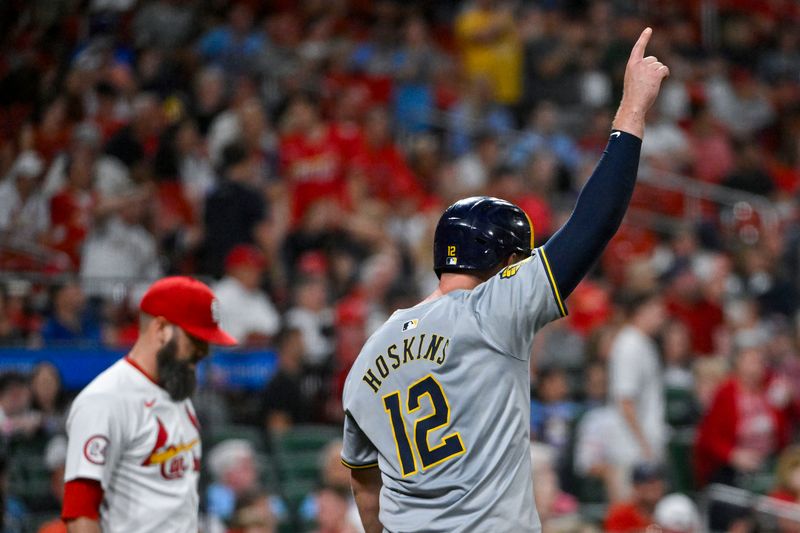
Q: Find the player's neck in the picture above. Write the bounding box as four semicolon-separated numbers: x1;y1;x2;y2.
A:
422;274;484;303
127;342;159;382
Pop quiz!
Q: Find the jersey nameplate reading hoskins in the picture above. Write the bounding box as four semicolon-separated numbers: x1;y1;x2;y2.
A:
361;333;451;393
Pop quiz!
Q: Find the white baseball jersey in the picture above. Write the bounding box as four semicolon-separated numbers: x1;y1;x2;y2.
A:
64;357;202;533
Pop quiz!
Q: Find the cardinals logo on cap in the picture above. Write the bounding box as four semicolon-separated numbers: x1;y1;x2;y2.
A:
210;298;221;325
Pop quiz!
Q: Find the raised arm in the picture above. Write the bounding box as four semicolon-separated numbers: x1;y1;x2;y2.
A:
543;28;669;298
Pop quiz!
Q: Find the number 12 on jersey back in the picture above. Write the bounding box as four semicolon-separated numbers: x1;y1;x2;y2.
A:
382;374;466;477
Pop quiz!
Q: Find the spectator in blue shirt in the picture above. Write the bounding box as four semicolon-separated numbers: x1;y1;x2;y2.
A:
509;101;581;172
197;3;265;76
447;77;514;157
531;366;580;463
40;281;101;345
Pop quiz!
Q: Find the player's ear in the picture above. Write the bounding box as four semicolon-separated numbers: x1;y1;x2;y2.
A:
152;316;174;346
505;253;523;266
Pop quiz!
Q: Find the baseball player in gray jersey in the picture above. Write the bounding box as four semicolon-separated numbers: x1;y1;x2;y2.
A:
341;28;669;532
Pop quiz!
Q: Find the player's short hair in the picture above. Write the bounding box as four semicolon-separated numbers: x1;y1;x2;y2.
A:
139;312;155;332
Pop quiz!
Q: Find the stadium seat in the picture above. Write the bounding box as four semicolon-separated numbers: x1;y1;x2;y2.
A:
269;425;342;530
666;427;695;494
8;449;52;507
206;424;268;452
270;424;342;455
255;452;282;494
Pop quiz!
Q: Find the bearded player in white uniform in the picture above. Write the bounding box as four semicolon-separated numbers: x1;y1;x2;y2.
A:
62;277;237;533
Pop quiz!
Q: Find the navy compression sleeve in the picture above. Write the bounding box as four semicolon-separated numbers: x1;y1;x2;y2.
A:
542;130;642;299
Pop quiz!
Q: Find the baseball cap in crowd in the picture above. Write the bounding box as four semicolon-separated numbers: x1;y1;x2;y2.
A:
297;251;328;276
654;493;701;532
225;244;266;272
336;297;366;327
72;122;102;149
11;151;44;179
631;463;665;484
139;276;237;346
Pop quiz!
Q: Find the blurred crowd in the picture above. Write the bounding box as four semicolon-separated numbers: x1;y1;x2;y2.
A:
2;0;800;531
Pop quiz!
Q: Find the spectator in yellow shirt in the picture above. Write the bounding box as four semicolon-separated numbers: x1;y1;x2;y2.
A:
455;0;523;106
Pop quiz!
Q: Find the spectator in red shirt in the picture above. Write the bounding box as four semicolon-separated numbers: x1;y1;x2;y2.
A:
604;463;665;532
49;146;98;269
279;93;353;224
664;260;724;356
686;102;734;184
694;343;790;489
348;107;424;212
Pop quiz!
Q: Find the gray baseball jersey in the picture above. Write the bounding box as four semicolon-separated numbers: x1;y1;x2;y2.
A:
341;248;567;533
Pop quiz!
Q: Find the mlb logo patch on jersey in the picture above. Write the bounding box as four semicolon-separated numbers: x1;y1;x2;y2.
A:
402;319;419;331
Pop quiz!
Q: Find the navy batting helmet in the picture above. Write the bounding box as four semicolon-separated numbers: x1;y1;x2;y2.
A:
433;196;534;277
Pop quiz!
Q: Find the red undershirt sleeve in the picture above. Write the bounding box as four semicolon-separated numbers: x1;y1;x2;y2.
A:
62;478;104;521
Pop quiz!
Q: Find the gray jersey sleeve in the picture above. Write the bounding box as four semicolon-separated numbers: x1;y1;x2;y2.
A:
467;248;567;360
341;410;379;469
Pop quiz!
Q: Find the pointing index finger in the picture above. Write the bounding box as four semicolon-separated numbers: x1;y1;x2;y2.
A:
629;27;653;63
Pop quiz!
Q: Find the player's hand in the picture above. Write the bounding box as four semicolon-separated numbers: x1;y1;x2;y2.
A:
613;27;670;139
622;27;669;113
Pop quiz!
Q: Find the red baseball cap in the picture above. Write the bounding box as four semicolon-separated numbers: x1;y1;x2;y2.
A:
139;276;237;346
225;244;266;272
